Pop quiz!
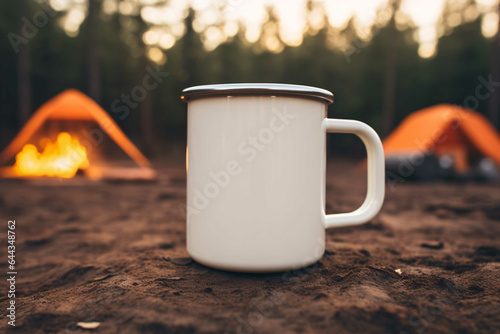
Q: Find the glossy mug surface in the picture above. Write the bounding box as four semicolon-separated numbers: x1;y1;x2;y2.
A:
182;84;385;273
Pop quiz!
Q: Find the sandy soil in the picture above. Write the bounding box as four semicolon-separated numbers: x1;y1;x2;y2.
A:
0;159;499;334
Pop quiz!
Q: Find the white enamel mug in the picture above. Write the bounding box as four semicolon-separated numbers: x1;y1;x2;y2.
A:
181;84;385;273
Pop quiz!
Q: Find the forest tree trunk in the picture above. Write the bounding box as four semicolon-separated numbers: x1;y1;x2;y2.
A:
87;0;100;102
488;2;500;129
17;0;31;125
382;1;399;137
138;14;154;155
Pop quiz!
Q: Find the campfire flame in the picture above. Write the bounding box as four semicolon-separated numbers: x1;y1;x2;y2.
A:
14;132;89;178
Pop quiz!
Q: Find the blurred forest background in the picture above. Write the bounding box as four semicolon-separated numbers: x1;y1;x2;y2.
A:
1;0;499;157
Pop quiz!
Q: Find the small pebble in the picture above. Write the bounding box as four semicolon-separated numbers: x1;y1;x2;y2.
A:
92;274;116;282
155;277;184;282
159;242;175;250
359;249;371;257
204;287;213;293
395;269;402;275
77;322;101;329
420;242;444;250
313;293;328;300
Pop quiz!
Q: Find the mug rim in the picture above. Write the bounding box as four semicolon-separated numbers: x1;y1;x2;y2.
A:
181;83;334;104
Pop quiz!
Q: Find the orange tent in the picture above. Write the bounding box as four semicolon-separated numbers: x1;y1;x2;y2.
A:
0;89;154;179
383;104;500;172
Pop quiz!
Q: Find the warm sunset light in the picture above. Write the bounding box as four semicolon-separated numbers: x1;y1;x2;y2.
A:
53;0;500;58
14;132;89;178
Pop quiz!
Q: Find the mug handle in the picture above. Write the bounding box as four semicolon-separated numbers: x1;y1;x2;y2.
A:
322;119;385;228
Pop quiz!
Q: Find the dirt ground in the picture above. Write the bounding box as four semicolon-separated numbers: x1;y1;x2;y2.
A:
0;158;499;334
